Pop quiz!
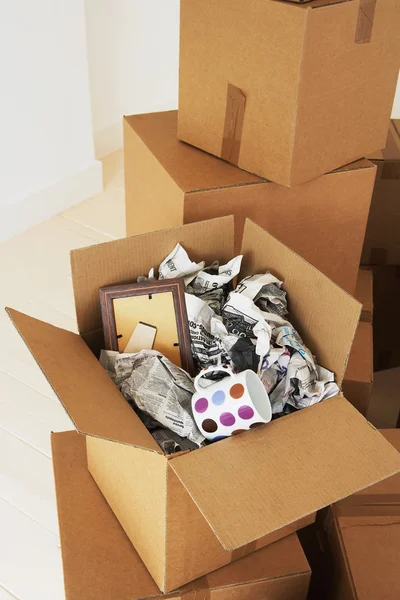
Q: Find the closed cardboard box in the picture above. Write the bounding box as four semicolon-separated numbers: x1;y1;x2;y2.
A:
124;111;376;295
52;430;312;600
342;269;374;416
362;120;400;265
178;0;400;187
7;217;400;592
325;429;400;600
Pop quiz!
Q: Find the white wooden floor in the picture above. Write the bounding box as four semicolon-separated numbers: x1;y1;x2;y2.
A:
0;150;125;599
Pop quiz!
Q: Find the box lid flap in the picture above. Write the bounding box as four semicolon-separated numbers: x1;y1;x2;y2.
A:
7;308;161;453
169;397;400;551
124;111;263;193
239;220;361;385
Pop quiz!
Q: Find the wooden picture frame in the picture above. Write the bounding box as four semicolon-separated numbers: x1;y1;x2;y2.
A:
99;278;195;376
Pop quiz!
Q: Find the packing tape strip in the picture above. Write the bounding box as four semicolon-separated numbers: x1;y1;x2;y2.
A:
230;539;258;562
381;161;400;180
369;247;388;265
355;0;377;44
179;575;210;600
221;83;246;166
333;493;400;517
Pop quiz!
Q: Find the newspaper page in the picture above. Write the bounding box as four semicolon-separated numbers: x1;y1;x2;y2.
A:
102;349;204;445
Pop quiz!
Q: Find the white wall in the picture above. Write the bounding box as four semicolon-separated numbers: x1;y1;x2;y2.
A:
0;0;102;242
85;0;180;157
393;76;400;118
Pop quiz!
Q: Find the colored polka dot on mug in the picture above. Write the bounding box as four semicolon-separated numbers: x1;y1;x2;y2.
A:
220;412;235;427
212;390;225;405
194;397;208;413
202;418;218;433
238;405;255;420
230;383;245;399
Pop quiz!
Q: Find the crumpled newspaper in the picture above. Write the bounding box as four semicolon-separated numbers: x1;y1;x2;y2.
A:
226;275;339;414
159;243;242;314
236;273;288;317
100;349;204;446
110;244;339;429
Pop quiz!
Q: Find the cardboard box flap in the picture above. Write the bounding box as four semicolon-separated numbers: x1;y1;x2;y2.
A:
169;397;400;551
240;220;361;386
7;308;161;452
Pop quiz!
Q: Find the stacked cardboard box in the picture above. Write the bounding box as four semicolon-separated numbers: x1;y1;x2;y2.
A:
9;0;400;597
324;429;400;600
124;111;376;294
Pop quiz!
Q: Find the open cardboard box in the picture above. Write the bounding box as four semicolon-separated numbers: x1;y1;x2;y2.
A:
178;0;400;187
7;217;400;592
52;430;312;600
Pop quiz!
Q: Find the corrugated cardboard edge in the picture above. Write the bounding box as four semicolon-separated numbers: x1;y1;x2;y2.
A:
240;219;362;388
5;307;163;454
5;306;78;434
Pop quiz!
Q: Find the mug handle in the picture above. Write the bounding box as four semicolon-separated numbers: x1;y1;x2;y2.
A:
194;364;234;393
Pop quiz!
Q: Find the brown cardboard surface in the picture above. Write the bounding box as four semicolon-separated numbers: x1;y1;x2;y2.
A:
125;110;375;294
165;460;316;591
71;216;234;347
240;220;361;386
362;120;400;265
344;323;373;385
6;307;160;452
328;430;400;600
86;436;168;587
169;397;400;551
9;219;400;592
354;268;373;323
178;0;400;186
342;322;373;416
52;431;311;600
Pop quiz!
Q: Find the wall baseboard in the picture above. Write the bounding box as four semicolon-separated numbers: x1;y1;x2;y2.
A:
94;122;123;158
0;160;103;243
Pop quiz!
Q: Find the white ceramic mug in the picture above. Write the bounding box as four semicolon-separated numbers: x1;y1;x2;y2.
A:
192;365;272;441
